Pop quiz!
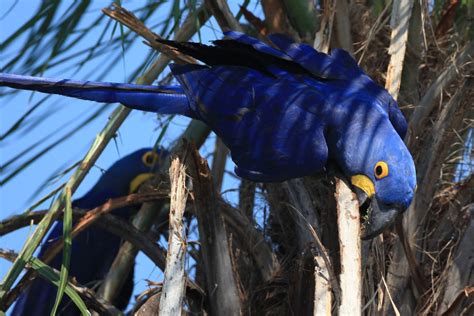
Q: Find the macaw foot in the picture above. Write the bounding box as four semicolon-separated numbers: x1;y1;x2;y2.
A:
354;187;402;239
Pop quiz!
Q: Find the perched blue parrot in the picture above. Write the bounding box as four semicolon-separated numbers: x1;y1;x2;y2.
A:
12;148;166;315
0;32;416;239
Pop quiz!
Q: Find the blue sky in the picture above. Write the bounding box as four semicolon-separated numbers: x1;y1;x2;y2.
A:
0;0;258;313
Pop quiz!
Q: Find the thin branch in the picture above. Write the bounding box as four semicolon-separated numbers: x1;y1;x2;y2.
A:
205;0;243;32
334;0;353;54
102;3;196;64
159;155;189;315
313;0;336;53
385;0;415;100
0;191;167;237
356;1;391;65
260;0;294;35
335;178;361;315
239;5;268;36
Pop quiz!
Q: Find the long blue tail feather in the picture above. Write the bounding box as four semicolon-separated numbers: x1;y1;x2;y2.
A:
0;73;194;117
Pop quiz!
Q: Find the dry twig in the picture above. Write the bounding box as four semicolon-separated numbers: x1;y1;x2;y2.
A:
159;155;189;314
385;0;415;100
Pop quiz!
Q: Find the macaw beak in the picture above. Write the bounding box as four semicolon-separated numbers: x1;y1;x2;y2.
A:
129;173;155;193
351;175;402;239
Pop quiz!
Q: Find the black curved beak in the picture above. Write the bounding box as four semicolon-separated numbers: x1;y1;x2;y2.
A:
354;187;403;240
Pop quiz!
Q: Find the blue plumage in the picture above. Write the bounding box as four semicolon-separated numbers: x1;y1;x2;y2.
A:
0;74;192;117
12;148;166;315
0;32;416;238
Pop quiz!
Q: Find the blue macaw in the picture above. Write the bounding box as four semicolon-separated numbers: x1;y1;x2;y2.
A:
0;32;416;239
12;148;166;315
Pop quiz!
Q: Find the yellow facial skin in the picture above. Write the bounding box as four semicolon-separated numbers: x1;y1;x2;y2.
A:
351;174;375;197
129;151;161;193
352;161;390;197
129;173;154;193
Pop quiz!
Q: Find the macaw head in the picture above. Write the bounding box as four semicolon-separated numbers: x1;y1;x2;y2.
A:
76;147;168;208
335;108;417;239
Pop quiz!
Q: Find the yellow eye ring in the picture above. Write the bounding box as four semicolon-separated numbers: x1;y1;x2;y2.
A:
374;161;389;179
142;151;159;167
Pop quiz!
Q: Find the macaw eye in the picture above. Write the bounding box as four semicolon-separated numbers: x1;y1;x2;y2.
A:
374;161;389;179
142;151;158;167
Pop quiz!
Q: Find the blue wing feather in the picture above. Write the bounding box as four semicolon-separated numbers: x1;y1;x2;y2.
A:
266;34;364;80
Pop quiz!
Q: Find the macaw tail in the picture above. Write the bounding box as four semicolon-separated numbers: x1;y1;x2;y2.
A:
0;73;193;117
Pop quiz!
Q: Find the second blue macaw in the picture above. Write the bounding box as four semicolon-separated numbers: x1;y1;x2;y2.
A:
12;148;166;315
0;32;416;239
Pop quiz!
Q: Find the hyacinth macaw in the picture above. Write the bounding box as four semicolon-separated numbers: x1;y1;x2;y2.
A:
12;148;166;315
0;31;416;239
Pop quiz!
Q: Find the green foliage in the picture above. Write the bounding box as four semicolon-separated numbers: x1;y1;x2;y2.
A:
51;187;72;316
281;0;318;42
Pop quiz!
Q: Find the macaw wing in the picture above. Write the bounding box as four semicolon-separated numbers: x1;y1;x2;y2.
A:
170;64;329;182
267;33;364;80
224;31;362;80
157;35;319;79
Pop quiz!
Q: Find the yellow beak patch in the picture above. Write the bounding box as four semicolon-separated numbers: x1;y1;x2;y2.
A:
351;174;375;197
129;173;154;193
